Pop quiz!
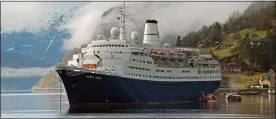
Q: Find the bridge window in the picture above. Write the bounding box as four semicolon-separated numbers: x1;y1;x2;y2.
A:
126;45;128;47
143;61;145;63
167;70;171;72
112;45;114;47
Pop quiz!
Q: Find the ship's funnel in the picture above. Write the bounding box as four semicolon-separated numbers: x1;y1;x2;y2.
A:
143;20;160;46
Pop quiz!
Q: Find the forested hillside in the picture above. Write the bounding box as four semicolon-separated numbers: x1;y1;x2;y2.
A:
176;2;276;72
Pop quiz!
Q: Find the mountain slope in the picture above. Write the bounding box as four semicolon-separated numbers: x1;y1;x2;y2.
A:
1;51;51;68
1;28;68;66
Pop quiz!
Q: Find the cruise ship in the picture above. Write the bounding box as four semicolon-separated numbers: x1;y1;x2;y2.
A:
53;2;222;109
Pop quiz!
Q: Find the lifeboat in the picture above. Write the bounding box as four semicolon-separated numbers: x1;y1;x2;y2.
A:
82;64;97;69
150;49;161;57
168;52;178;61
150;49;158;54
169;52;175;56
177;52;184;56
156;49;166;55
154;49;168;60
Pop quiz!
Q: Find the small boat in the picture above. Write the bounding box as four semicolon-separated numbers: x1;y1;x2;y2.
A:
199;93;217;102
225;93;242;101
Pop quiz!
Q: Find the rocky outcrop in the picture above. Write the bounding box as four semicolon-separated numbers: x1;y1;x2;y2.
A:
32;50;77;93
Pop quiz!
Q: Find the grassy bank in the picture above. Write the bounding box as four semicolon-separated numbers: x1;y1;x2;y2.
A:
221;72;265;88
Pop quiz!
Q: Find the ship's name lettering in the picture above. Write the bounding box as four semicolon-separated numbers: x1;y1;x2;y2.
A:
86;76;101;80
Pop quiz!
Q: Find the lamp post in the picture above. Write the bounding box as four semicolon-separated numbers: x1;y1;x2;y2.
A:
249;37;263;71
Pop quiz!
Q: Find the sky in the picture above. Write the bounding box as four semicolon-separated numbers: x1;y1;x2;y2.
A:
1;1;252;78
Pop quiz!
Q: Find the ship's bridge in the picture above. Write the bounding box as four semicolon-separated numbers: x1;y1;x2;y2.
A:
81;40;129;53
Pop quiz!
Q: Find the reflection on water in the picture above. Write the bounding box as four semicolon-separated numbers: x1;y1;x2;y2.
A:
1;92;275;118
220;95;275;115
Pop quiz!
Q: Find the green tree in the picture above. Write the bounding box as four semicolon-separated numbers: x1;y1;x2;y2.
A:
200;25;209;40
264;31;276;70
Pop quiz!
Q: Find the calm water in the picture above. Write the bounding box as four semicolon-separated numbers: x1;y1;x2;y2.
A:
1;90;275;118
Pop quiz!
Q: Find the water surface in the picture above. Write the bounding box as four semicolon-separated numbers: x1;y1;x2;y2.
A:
1;90;275;118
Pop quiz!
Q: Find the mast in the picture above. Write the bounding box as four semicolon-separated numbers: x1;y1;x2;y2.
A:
119;1;127;41
123;1;126;41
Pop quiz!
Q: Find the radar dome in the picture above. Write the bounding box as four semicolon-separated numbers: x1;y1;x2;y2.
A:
110;27;120;37
131;31;139;40
164;43;171;47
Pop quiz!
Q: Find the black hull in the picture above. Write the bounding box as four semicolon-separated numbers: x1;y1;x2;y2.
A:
54;66;221;109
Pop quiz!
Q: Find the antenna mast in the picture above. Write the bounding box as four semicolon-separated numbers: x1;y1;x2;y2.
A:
119;1;127;41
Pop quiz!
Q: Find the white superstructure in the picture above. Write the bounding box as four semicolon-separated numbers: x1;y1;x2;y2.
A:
67;3;221;82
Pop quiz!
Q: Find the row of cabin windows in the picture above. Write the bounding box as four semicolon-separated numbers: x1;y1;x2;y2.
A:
125;73;220;79
153;76;180;79
182;70;190;73
154;70;219;73
126;73;152;78
198;70;220;74
132;59;153;64
92;44;128;47
156;69;165;72
156;70;190;73
127;66;150;71
93;50;130;54
196;64;220;67
199;76;221;79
